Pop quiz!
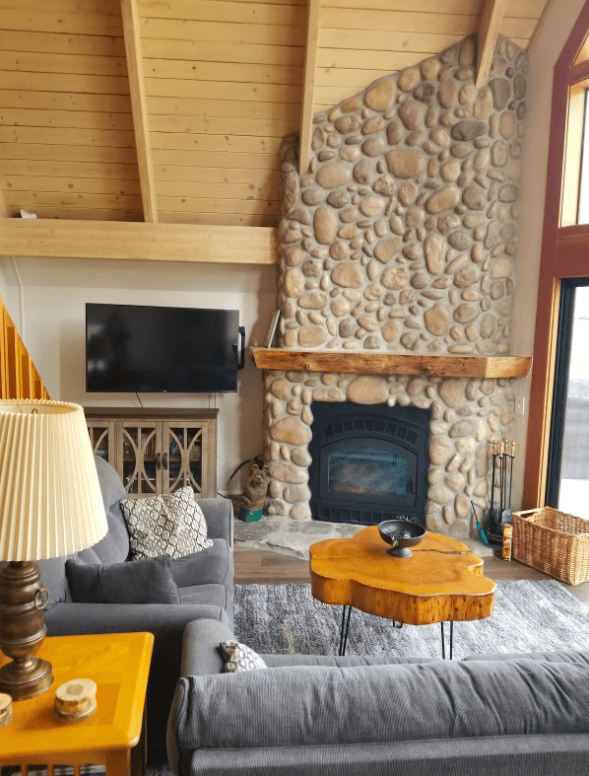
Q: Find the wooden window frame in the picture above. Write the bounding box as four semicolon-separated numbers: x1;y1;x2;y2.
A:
524;0;589;508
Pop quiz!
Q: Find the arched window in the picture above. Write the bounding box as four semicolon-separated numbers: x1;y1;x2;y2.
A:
525;0;589;511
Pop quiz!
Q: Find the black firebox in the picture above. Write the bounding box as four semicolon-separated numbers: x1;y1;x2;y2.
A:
309;402;430;526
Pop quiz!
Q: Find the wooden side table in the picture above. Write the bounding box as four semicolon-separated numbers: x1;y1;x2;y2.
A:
0;632;153;776
310;526;497;658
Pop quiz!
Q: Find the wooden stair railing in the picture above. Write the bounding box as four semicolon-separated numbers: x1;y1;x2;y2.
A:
0;297;49;400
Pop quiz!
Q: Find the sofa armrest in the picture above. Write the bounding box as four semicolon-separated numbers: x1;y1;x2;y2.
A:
199;497;233;546
180;618;236;677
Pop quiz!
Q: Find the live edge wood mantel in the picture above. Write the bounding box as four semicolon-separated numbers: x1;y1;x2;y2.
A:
251;348;532;379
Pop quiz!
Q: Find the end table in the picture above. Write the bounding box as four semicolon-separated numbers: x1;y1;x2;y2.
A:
0;632;153;776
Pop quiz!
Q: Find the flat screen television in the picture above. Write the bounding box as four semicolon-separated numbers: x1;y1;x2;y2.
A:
86;303;244;393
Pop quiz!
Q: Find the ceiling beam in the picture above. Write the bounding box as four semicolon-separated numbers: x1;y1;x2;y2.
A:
476;0;508;89
299;0;322;176
0;219;277;265
120;0;158;223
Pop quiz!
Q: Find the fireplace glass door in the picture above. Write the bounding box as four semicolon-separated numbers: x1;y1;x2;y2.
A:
326;438;415;499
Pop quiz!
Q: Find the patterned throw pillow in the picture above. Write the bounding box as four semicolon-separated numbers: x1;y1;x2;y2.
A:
120;486;213;560
220;640;267;673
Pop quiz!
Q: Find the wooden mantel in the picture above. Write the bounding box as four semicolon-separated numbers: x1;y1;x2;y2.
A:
251;348;532;379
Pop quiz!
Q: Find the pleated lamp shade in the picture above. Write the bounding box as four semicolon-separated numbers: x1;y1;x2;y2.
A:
0;399;108;561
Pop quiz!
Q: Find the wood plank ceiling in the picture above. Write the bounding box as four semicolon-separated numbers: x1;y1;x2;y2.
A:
0;0;550;258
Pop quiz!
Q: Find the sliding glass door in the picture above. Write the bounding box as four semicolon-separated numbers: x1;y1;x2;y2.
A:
546;279;589;516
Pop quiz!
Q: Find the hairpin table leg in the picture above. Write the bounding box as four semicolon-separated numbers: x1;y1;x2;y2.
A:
440;621;455;660
339;605;352;656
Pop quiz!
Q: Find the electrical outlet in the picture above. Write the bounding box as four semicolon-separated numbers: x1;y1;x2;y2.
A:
514;396;526;416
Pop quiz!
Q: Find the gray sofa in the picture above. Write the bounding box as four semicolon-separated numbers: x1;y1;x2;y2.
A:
168;618;589;776
37;456;234;761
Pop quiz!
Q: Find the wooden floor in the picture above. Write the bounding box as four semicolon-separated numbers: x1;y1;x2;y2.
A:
234;547;589;605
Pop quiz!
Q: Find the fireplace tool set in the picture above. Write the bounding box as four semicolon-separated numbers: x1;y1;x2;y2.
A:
485;439;515;545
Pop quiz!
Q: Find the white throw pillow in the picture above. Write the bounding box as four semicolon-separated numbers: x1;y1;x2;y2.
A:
120;486;213;560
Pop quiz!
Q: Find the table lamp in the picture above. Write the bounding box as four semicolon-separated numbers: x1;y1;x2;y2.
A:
0;400;108;701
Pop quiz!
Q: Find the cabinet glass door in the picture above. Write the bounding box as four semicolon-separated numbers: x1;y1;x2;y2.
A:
120;423;159;495
163;424;204;494
87;422;113;463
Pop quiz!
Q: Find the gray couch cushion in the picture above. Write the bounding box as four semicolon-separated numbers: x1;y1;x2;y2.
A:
37;555;75;610
179;583;229;611
77;455;129;565
170;653;589;751
66;555;181;604
172;539;232;589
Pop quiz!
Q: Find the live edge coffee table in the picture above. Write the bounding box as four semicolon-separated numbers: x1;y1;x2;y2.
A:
310;526;496;659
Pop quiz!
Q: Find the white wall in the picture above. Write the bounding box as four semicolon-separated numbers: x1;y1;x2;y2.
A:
10;257;277;494
512;0;588;508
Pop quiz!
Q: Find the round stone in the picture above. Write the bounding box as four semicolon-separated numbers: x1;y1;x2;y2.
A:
314;207;338;244
425;233;445;273
271;417;312;445
387;120;403;145
439;378;463;408
430;127;450;146
362;137;386;157
283;484;311;504
459;37;476;66
362;116;386;135
480;313;495;338
353;159;373;184
347;375;388;404
316;163;351;189
438;81;455;108
448;231;471;250
424;305;450;335
438;213;461;234
459;83;476;104
425;186;461;213
413;83;436;103
454;304;479;323
454;265;479;287
449;419;476;438
451;120;487;141
381;320;400;342
270;463;307;484
298;326;327;348
329;240;348;260
492;257;512;278
385;149;425;178
374;238;402;262
474;87;494;119
331;263;363;288
301;189;322;206
302;260;321;277
440;159;461;181
284;269;304;297
397;67;420;92
341;97;362;113
364;284;382;301
398;99;424;129
357;315;378;332
514;74;527;99
326;191;349;208
291;448;312;467
283;175;299;212
339;318;355;337
462;186;486;210
270;378;289;399
489;78;511;110
331;299;350;316
359;197;385;217
499;184;519;203
381;266;410;289
299;291;328;309
283;246;306;266
290;504;312;521
421;57;441;80
398;182;418;205
499;112;515;139
365;79;396;110
429;437;454;465
334;115;362;134
373;176;395;197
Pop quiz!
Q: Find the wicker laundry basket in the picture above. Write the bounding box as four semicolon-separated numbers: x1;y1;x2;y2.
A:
513;507;589;585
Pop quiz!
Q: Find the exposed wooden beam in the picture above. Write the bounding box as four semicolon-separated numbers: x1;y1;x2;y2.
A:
299;0;321;176
251;348;532;379
120;0;158;223
476;0;508;89
0;220;277;265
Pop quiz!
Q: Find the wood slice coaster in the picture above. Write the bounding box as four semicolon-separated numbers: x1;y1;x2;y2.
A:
54;678;97;723
0;693;13;728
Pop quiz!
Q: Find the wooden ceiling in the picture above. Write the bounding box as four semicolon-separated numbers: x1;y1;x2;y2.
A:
0;0;550;257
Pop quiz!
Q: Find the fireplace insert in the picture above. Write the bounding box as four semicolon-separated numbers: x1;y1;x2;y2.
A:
309;402;430;526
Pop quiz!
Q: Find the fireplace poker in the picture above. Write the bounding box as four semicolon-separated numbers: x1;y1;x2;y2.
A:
490;439;498;526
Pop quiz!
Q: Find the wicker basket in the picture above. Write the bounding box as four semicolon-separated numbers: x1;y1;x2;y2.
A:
512;507;589;585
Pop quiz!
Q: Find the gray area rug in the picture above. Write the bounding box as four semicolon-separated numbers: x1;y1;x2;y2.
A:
234;580;589;660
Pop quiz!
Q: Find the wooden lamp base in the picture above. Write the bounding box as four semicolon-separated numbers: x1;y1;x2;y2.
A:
0;561;54;701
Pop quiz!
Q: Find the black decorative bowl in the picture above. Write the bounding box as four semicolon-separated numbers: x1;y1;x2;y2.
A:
378;519;426;558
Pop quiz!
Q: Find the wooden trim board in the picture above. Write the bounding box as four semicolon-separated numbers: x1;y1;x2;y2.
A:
251;347;532;378
0;219;277;264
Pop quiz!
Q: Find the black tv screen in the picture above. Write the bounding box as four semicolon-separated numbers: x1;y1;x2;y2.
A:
86;303;242;393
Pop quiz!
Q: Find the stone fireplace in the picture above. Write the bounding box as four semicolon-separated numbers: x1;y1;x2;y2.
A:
258;34;529;540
